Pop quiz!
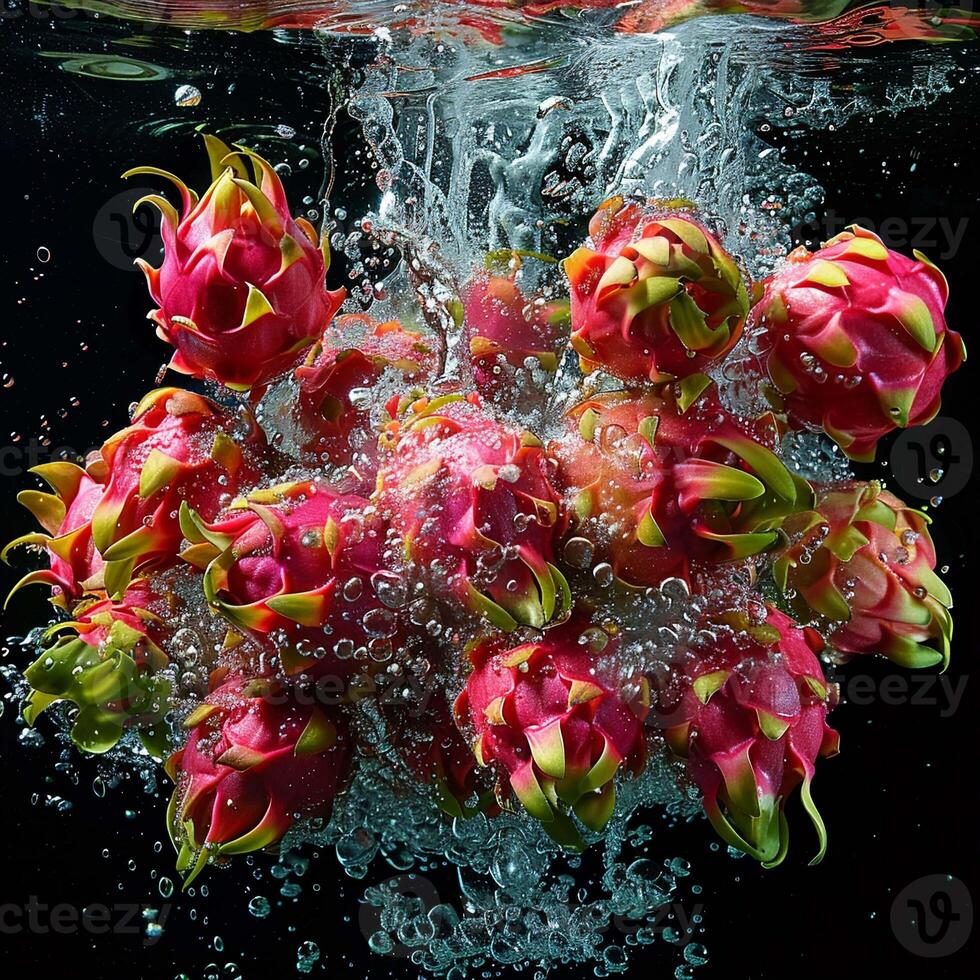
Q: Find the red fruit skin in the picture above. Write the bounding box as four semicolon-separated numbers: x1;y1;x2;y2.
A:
293;313;436;473
386;689;497;819
375;393;568;631
462;272;561;396
754;226;965;461
187;480;397;677
552;387;807;588
656;607;838;865
4;463;107;609
565;197;749;384
455;621;648;846
88;387;263;595
132;137;345;391
775;481;953;669
167;675;350;881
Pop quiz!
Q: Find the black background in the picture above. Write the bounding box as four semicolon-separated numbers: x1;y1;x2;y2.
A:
0;8;977;978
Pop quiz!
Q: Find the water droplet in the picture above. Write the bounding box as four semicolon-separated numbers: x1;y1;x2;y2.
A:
174;84;202;107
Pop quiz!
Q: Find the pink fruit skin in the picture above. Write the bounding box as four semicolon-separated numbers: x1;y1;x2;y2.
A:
775;481;953;669
657;607;838;865
89;387;263;592
294;313;436;473
132;137;345;391
376;394;568;631
755;226;965;460
462;272;560;394
565;197;749;384
455;620;647;843
167;675;350;877
190;480;397;675
553;387;804;587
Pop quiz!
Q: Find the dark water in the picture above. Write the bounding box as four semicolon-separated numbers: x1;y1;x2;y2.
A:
0;5;978;978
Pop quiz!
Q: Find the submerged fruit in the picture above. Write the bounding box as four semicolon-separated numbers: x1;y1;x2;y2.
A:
22;579;173;754
754;225;965;460
566;197;749;384
455;620;648;849
774;481;953;668
655;608;839;865
553;387;810;587
166;673;350;885
128;135;345;391
376;393;570;631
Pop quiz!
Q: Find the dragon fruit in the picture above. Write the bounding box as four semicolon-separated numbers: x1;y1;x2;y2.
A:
552;387;811;587
3;462;106;609
386;689;496;819
166;673;350;884
565;197;749;384
127;135;345;391
88;387;263;596
21;579;173;754
463;269;563;396
753;225;965;460
182;480;396;677
375;393;569;631
292;313;436;473
773;481;953;669
655;607;839;865
455;621;648;849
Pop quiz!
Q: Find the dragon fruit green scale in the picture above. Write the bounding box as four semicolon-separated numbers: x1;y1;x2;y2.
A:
754;225;965;461
127;135;345;391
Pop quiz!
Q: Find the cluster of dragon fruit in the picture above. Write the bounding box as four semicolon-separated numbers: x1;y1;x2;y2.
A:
4;137;963;886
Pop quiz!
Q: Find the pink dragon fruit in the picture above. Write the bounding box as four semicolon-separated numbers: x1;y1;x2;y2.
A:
386;690;497;819
455;620;648;849
166;673;350;884
22;579;173;754
753;225;965;460
292;313;436;472
463;269;563;395
88;387;263;596
127;135;345;391
182;480;397;676
774;481;953;669
655;607;839;865
552;386;811;587
565;196;749;384
375;393;569;631
3;462;106;609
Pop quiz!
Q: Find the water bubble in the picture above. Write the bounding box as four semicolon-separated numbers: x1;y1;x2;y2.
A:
174;84;202;107
248;896;271;919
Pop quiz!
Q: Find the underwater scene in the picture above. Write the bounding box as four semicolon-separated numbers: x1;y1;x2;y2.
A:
0;2;977;978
